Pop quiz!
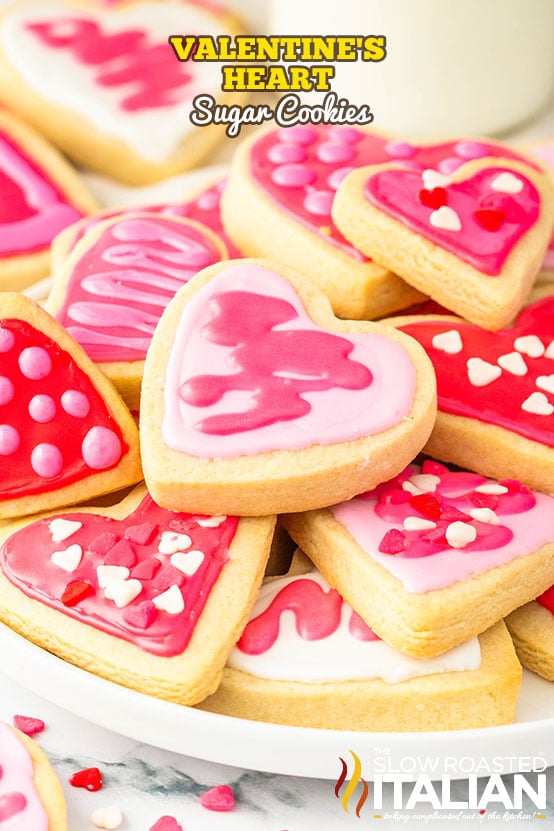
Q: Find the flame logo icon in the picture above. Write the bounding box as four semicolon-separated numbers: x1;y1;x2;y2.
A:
335;750;369;817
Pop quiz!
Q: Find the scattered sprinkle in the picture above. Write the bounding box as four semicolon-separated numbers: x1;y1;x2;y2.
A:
13;715;45;736
69;767;103;792
200;784;235;812
91;805;122;829
149;818;183;831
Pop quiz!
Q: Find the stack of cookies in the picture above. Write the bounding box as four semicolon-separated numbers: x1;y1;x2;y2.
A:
0;0;554;737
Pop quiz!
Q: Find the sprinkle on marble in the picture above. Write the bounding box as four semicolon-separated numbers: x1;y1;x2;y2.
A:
152;585;185;615
467;358;502;387
514;335;545;358
522;392;554;416
70;767;104;792
51;544;83;573
431;330;463;354
91;805;123;830
12;715;45;736
149;818;183;831
497;352;528;376
49;518;82;543
158;531;192;555
430;205;462;232
200;784;235;812
445;521;477;549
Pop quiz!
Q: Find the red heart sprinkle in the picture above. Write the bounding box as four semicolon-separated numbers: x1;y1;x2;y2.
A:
13;715;45;736
199;785;235;812
69;767;103;791
419;187;447;209
473;208;505;231
61;580;94;607
149;817;183;831
409;493;441;519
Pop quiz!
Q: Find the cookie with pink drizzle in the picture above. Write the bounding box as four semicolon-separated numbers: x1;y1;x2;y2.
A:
0;293;141;520
140;259;436;516
199;554;521;731
0;722;67;830
47;213;227;409
387;295;554;494
0;109;96;291
221;125;540;319
333;158;554;329
283;461;554;658
0;484;275;702
0;1;245;184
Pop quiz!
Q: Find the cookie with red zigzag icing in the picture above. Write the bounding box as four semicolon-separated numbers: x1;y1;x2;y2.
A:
0;293;141;519
387;295;554;494
0;484;275;703
0;722;67;830
0;109;96;292
333;158;554;329
199;553;521;731
283;461;554;658
140;259;436;516
0;0;245;184
47;213;227;409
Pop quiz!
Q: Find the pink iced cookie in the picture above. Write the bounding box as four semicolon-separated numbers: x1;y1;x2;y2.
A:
0;0;246;184
0;722;67;830
283;460;554;657
333;158;554;329
140;259;436;516
47;213;227;409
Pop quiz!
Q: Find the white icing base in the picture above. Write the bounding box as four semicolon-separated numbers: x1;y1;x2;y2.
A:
228;573;481;684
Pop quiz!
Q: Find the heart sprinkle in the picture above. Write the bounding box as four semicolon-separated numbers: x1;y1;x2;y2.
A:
419;187;447;210
403;517;437;531
431;330;463;354
158;531;192;554
51;544;83;573
536;375;554;394
522;392;554;416
199;784;235;812
152;585;185;614
490;171;524;194
429;205;462;232
466;358;502;387
497;352;527;376
421;169;451;190
49;518;82;542
91;805;123;830
12;715;45;736
61;580;94;607
104;578;142;608
149;818;183;831
473;207;505;231
97;565;130;589
170;550;205;576
69;767;103;792
514;335;545;358
445;521;477;549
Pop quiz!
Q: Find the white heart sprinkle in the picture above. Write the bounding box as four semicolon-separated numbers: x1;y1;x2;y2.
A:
408;473;441;492
545;341;554;359
51;544;82;573
446;521;477;549
497;352;527;376
431;330;463;354
475;483;508;495
91;806;123;830
49;518;82;543
401;480;422;495
97;565;130;589
430;205;462;232
469;508;500;525
403;516;437;531
522;392;554;416
158;531;192;555
171;550;205;576
422;169;451;190
153;585;185;615
514;335;545;358
104;579;142;608
490;171;524;194
467;357;502;387
536;375;554;395
195;515;227;528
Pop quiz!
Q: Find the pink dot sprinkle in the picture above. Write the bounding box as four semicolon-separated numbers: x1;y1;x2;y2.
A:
149;817;183;831
13;715;45;736
267;142;308;164
455;139;491;159
28;394;56;423
385;140;417;159
81;427;122;470
316;141;356;164
303;189;334;216
31;443;63;478
18;347;52;380
271;164;316;188
437;156;464;175
0;376;14;406
326;126;364;144
327;166;355;190
0;425;20;455
199;785;235;812
278;126;318;145
61;390;90;418
0;328;14;353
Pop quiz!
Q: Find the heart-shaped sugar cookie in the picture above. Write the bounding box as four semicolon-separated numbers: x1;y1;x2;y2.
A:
333;159;554;329
0;485;275;702
140;259;436;515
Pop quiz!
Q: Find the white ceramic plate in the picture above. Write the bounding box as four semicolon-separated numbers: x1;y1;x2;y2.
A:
0;621;552;780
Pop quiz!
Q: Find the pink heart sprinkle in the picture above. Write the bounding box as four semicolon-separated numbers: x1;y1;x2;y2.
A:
123;600;156;630
124;523;157;546
199;785;235;812
149;817;183;831
104;539;137;568
13;715;45;736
